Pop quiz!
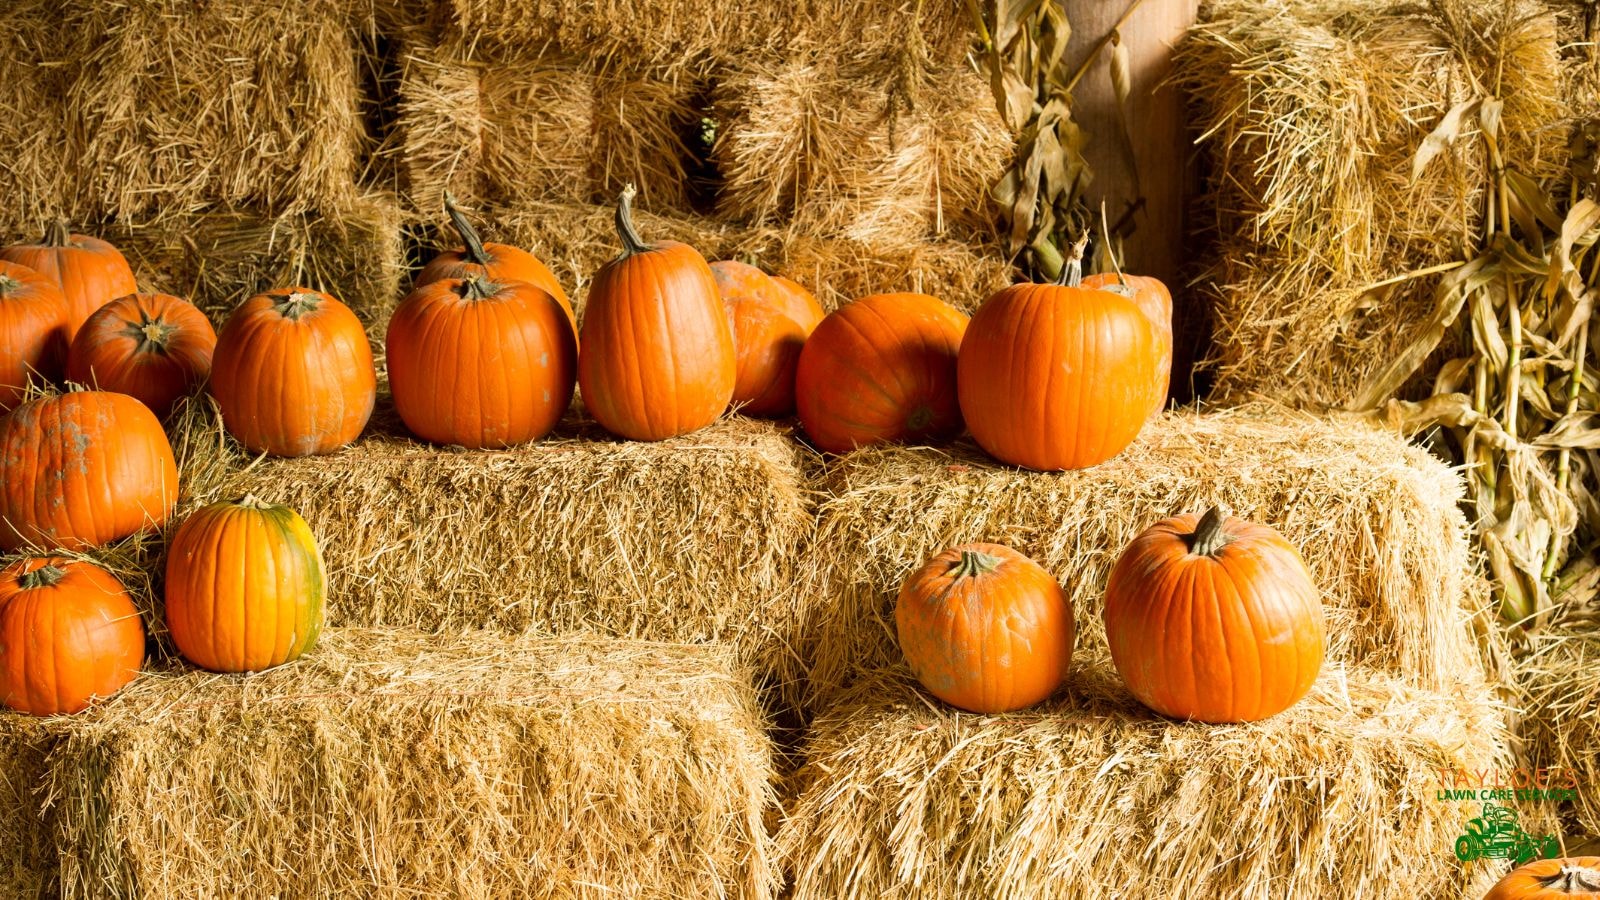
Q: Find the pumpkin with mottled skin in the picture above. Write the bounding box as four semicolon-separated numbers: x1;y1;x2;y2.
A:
1080;271;1172;418
795;292;968;453
0;390;179;551
164;496;325;673
1103;507;1325;723
0;557;145;715
895;542;1074;713
1485;858;1600;898
0;261;70;411
67;292;217;418
711;260;824;417
210;288;375;457
579;186;735;441
0;222;138;339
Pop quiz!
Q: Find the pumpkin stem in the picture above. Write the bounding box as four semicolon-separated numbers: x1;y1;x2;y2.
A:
1545;864;1600;891
125;313;176;355
236;494;270;510
444;192;492;268
274;291;322;321
1054;234;1089;287
18;564;66;590
0;275;20;293
459;275;500;302
1188;506;1234;557
949;549;1003;579
613;184;651;257
44;219;70;248
1099;200;1128;289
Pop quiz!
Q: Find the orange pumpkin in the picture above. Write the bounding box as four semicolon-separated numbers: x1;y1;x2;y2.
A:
794;292;968;453
1081;271;1172;418
416;193;577;341
0;557;144;715
895;543;1074;713
164;495;325;673
0;222;139;339
711;260;824;417
0;260;70;411
0;390;179;551
67;292;217;418
210;288;376;457
1486;858;1600;898
579;185;735;441
387;275;576;448
958;251;1160;471
1103;507;1325;723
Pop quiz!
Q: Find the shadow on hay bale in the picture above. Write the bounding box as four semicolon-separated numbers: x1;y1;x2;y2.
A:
0;629;777;899
797;405;1506;710
778;659;1509;900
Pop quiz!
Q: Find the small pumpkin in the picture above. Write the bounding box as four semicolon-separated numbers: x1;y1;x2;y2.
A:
1080;271;1172;418
1103;507;1325;723
794;292;968;453
0;222;139;339
416;193;577;340
0;390;179;551
0;557;145;715
711;260;824;417
210;288;376;457
958;242;1160;471
1486;858;1600;898
67;292;217;418
387;275;576;448
164;495;325;673
0;260;70;411
579;185;735;441
895;543;1074;713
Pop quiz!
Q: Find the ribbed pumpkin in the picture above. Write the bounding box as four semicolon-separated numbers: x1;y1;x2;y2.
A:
210;288;376;457
0;557;145;715
0;261;70;411
416;193;577;340
67;292;217;418
794;292;968;453
1080;271;1172;418
164;495;325;673
387;275;576;448
711;260;824;417
895;543;1074;713
0;222;138;339
579;185;735;441
958;248;1160;471
1486;858;1600;898
0;390;179;551
1103;507;1325;723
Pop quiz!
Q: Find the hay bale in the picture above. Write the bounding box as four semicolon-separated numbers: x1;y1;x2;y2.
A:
800;405;1499;708
0;628;777;898
62;0;368;223
0;0;71;236
1516;626;1600;838
0;718;54;898
779;659;1508;899
1179;0;1564;406
714;54;1011;243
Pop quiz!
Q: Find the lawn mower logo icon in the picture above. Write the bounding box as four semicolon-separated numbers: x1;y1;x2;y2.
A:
1453;803;1560;865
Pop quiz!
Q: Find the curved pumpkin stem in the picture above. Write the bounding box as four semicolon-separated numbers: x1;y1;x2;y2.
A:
18;564;66;590
1054;234;1089;287
444;192;492;268
1099;199;1129;289
613;184;651;257
1189;506;1234;557
949;549;1003;579
44;219;70;248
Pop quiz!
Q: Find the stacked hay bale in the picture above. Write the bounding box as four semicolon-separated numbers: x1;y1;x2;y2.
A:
1177;0;1566;407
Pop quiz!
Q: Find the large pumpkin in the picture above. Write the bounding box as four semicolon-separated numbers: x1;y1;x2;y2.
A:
1486;858;1600;898
794;292;967;453
1103;507;1325;723
579;185;735;441
164;495;325;673
1080;271;1172;418
958;253;1160;471
387;275;576;448
416;193;577;340
0;222;139;339
210;288;375;457
0;557;145;715
0;390;179;551
711;260;824;417
895;542;1074;713
67;292;217;418
0;261;70;411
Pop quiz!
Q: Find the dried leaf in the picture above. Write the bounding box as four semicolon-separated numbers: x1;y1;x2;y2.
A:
1108;30;1139;198
1412;99;1480;182
1536;413;1600;450
1348;255;1490;409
